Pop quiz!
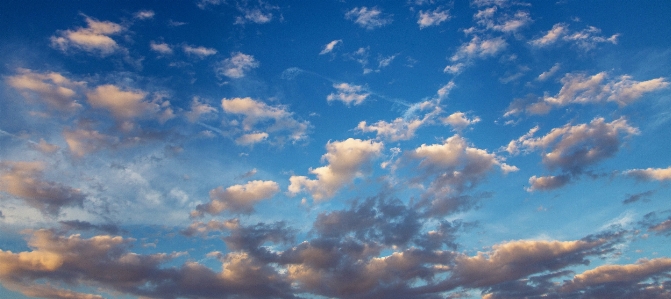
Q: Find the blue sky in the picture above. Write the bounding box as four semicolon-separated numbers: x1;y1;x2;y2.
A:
1;0;671;298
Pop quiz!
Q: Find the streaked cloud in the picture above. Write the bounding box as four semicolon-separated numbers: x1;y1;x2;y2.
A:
418;8;451;29
530;23;619;50
319;39;342;55
623;166;671;181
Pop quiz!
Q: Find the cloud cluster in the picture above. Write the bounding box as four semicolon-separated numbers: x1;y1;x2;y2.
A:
50;16;125;56
192;180;280;216
0;161;85;215
216;52;259;79
345;7;392;30
221;97;309;144
530;23;619;50
289;138;383;200
505;72;668;116
506;117;639;191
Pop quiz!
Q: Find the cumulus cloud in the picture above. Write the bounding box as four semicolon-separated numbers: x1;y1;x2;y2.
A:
50;16;125;56
85;84;174;127
149;41;173;55
234;2;278;25
530;23;619;50
0;161;85;215
418;8;451;29
221;97;309;143
537;63;560;81
6;68;85;111
473;7;531;33
357;117;427;141
623;166;671;181
134;10;155;20
319;39;342;55
345;7;392;30
451;36;507;61
215;52;260;79
235;132;269;145
327;83;370;106
185;97;217;122
508;72;668;116
442;112;481;130
409;135;517;215
183;44;217;58
527;174;571;192
288;138;383;200
63;128;119;157
192;180;280;216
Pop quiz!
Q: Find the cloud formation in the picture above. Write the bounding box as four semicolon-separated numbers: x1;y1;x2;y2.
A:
50;16;125;56
418;8;450;29
6;68;85;112
192;180;280;216
319;39;342;55
530;23;619;50
623;166;671;181
289;138;383;200
221;97;309;144
216;52;259;79
345;7;392;30
326;83;370;106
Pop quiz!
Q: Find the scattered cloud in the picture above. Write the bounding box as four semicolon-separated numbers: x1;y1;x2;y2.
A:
50;16;125;56
185;97;217;122
442;112;481;131
319;39;342;55
623;190;655;204
624;166;671;181
235;132;269;145
182;44;217;58
134;10;155;20
289;138;383;200
192;180;280;216
327;83;370;106
234;2;278;25
149;41;173;55
215;52;260;79
6;68;85;112
221;97;309;143
63;128;119;157
451;36;507;61
530;23;619;50
418;8;451;29
345;7;393;30
537;63;560;81
473;7;531;33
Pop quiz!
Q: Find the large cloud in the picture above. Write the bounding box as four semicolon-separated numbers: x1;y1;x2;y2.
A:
289;138;383;200
0;161;85;215
192;180;280;216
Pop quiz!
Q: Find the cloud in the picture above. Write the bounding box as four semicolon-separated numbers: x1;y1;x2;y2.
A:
234;2;278;25
221;97;309;143
451;36;507;61
134;10;155;20
326;83;370;106
530;23;619;50
86;84;148;119
6;68;85;112
192;180;280;216
215;52;260;79
622;190;655;204
319;39;342;55
537;63;560;81
357;117;427;141
183;44;217;58
50;16;125;56
418;8;451;29
0;161;85;215
63;128;119;157
442;112;481;130
473;7;531;33
561;258;671;293
33;139;60;154
288;138;383;200
527;174;571;192
345;7;392;30
185;97;217;122
623;166;671;181
181;219;240;237
510;72;668;115
235;132;269;145
150;41;173;55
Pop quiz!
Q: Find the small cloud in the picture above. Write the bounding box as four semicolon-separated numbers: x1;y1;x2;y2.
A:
624;166;671;181
537;63;560;81
235;132;269;145
134;10;155;20
6;68;85;112
527;174;571;192
319;39;342;55
442;112;481;130
192;180;280;216
150;41;173;55
345;7;392;30
215;52;260;79
418;8;451;29
530;23;619;50
182;45;217;58
50;16;125;56
326;83;369;106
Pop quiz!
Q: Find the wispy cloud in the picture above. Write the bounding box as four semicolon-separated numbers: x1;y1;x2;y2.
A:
345;7;393;30
215;52;259;78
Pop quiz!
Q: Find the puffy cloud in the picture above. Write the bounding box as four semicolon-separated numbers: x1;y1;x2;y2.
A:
185;97;217;122
215;52;259;79
150;41;173;54
50;16;125;56
235;132;268;145
181;219;240;237
86;84;147;119
451;36;507;61
418;8;451;29
134;10;155;20
357;118;426;141
409;135;517;215
345;7;392;30
221;97;309;143
183;44;217;58
326;83;369;106
319;39;342;55
6;68;85;111
530;23;619;50
63;128;118;157
442;112;481;130
192;180;280;216
473;7;531;33
563;258;671;291
289;138;383;200
0;161;85;215
623;166;671;181
510;72;668;115
234;3;278;25
527;174;571;192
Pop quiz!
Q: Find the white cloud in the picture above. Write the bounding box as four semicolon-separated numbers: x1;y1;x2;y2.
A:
150;41;173;55
86;85;147;119
537;63;560;81
192;180;279;215
63;128;118;157
222;97;309;143
345;7;392;30
527;174;571;191
451;36;507;61
215;52;260;79
183;45;217;58
6;68;85;111
289;138;383;200
418;8;450;29
235;8;273;25
357;118;426;142
50;16;125;56
442;112;481;130
474;7;531;33
530;23;619;50
235;132;269;145
185;97;217;122
377;54;397;68
319;39;342;55
623;167;671;181
326;83;370;106
134;10;155;20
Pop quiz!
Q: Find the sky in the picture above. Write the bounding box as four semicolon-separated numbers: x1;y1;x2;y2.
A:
0;0;671;298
